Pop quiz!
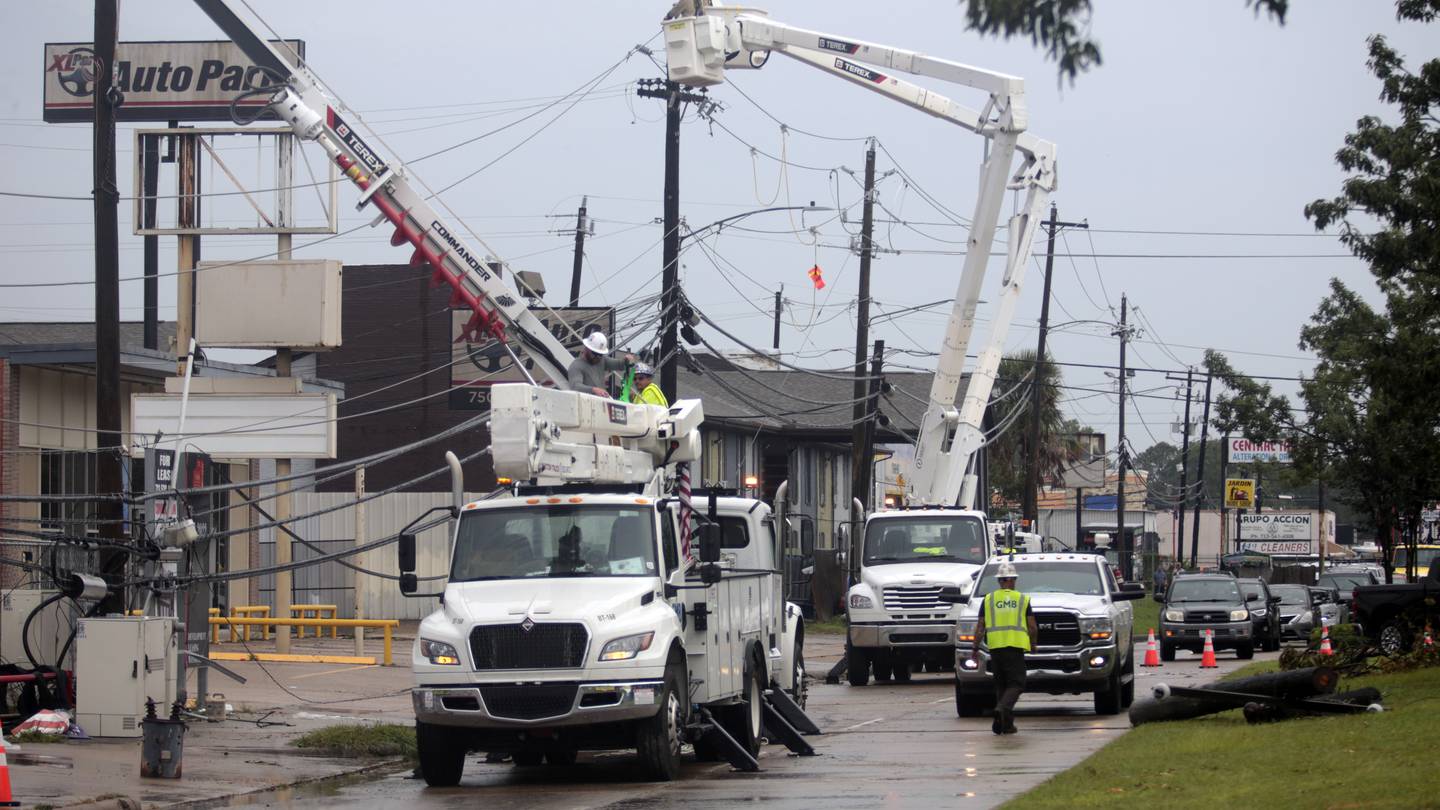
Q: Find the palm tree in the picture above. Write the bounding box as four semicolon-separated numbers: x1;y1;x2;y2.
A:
987;350;1087;512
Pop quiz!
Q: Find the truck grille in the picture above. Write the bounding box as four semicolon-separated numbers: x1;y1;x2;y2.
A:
478;683;578;721
1185;611;1229;624
883;586;946;611
469;622;588;670
1033;611;1081;647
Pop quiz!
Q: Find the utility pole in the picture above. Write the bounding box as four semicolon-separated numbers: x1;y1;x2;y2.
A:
1024;204;1086;523
142;134;160;350
850;140;878;512
567;196;589;307
772;287;783;350
636;79;708;402
93;0;124;614
1114;295;1131;578
1167;368;1195;559
1190;372;1213;567
853;340;885;511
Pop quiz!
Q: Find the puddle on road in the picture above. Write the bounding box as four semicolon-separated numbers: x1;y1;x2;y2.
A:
215;764;411;807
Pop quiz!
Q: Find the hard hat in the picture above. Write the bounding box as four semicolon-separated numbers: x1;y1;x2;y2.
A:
996;561;1019;579
582;331;609;355
633;362;656;377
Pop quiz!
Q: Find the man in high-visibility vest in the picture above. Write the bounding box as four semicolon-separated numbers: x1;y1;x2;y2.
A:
628;362;669;407
970;561;1039;735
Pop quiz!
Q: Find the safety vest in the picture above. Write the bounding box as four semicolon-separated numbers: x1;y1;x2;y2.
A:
983;589;1032;651
636;382;669;408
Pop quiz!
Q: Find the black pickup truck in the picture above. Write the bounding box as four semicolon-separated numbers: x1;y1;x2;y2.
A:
1352;581;1440;655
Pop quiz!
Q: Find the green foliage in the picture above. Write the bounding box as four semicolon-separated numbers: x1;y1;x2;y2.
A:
291;723;417;760
987;350;1088;509
7;729;66;744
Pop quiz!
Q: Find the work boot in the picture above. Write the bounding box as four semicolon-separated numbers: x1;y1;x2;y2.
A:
991;708;1003;735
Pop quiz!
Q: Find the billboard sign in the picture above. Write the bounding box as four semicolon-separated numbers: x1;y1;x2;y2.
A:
1239;540;1313;555
1227;438;1293;464
1224;478;1255;509
1239;512;1313;541
131;393;337;459
143;448;179;533
43;40;304;123
450;307;614;410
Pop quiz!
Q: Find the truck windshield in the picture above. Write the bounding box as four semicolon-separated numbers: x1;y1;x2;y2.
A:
1318;574;1369;590
1168;579;1242;603
1392;547;1440;569
451;505;657;581
973;562;1105;597
863;516;987;565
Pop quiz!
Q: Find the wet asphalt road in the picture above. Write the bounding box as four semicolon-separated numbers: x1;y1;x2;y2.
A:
227;640;1268;810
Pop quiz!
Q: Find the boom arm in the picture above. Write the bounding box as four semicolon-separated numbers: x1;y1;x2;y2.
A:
190;0;576;386
665;7;1057;508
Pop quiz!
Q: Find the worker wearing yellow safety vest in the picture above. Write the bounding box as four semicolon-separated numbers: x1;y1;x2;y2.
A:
627;362;669;408
970;561;1039;735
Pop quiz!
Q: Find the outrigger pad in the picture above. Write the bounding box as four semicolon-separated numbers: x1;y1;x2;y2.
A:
693;708;760;772
761;700;816;756
765;688;821;736
825;653;849;685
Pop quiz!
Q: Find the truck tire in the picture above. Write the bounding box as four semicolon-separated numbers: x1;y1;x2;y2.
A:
545;748;577;766
1093;666;1123;716
1379;619;1410;656
1120;655;1135;708
1263;628;1281;652
1160;641;1176;662
873;653;893;682
416;721;467;787
847;647;872;687
1236;642;1255;660
891;660;911;683
954;677;990;718
636;662;686;782
790;639;808;710
512;752;543;767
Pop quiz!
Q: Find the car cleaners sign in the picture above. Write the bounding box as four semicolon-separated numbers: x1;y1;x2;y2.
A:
43;40;303;123
1227;438;1293;464
1238;512;1313;555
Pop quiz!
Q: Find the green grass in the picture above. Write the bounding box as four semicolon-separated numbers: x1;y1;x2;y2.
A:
7;730;66;744
1003;664;1440;809
807;616;848;635
291;723;416;760
1130;595;1161;641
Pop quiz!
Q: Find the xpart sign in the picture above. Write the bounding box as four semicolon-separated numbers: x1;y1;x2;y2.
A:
43;40;304;123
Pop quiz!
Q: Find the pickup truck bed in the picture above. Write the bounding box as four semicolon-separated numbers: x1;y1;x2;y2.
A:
1352;581;1440;654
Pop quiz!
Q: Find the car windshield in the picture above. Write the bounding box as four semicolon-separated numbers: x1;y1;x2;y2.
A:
1392;547;1440;569
1271;585;1310;605
863;516;988;565
1239;581;1265;600
1318;574;1369;590
973;561;1105;597
451;505;657;581
1168;579;1241;603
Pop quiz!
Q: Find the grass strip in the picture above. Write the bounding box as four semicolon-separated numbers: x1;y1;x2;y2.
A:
291;723;417;760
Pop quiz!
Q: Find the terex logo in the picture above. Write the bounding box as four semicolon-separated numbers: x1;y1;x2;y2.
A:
327;108;386;176
834;58;886;84
818;37;859;54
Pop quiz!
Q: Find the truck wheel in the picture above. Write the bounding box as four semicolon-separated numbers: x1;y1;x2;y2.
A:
1093;666;1123;716
636;663;686;782
790;641;808;710
416;721;467;787
954;678;990;718
847;647;872;687
512;751;543;767
1263;629;1280;652
1120;655;1135;708
1379;620;1410;656
891;660;911;683
873;653;893;682
1159;641;1176;662
1236;642;1255;660
545;748;577;766
730;654;765;758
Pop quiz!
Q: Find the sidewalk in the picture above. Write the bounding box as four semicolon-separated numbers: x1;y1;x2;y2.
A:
12;631;417;808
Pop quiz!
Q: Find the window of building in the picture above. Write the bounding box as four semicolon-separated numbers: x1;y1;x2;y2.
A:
39;450;99;533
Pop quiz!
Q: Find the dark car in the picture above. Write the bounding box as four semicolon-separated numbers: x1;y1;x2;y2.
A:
1156;573;1254;660
1270;584;1316;641
1318;570;1379;605
1238;578;1283;651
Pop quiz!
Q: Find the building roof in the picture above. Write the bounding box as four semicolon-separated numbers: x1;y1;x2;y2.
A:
0;320;177;350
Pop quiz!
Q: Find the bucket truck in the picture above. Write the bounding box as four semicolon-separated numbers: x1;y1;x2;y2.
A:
662;5;1058;683
185;0;817;784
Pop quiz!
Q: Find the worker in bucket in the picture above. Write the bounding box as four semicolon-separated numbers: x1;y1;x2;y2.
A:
628;362;669;408
970;561;1039;735
567;331;635;397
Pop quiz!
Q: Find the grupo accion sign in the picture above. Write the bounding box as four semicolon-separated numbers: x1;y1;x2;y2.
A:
1226;438;1293;464
43;40;303;123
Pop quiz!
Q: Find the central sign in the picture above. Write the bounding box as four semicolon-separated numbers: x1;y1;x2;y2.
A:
1227;438;1293;464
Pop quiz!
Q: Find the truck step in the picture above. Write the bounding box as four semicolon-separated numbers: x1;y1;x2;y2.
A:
764;688;821;735
693;708;760;772
760;700;816;756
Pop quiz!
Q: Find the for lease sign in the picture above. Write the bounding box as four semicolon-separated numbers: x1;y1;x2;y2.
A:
1238;512;1313;541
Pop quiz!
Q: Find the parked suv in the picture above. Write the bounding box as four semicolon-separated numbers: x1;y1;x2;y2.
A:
1238;578;1282;651
949;554;1145;717
1157;573;1254;660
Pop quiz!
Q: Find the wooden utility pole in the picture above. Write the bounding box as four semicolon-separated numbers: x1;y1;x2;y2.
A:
850;140;877;512
1114;295;1131;577
854;340;885;511
1167;368;1195;559
274;135;295;654
772;288;783;350
1190;372;1213;567
567;196;588;307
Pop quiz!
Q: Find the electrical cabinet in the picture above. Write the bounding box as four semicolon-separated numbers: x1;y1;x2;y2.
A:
0;589;68;668
75;617;177;738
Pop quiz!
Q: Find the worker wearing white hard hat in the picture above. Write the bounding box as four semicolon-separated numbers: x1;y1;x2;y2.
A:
566;331;635;397
970;558;1038;735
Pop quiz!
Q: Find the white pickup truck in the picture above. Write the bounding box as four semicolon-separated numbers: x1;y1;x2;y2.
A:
948;553;1146;716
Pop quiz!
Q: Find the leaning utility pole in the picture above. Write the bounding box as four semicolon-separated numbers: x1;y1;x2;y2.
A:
850;140;878;513
854;340;885;511
1190;372;1213;567
567;196;589;307
1114;295;1131;577
1167;368;1195;559
772;287;783;350
93;0;125;614
1023;205;1086;523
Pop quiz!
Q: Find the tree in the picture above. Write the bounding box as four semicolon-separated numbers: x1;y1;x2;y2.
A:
987;350;1087;509
960;0;1288;80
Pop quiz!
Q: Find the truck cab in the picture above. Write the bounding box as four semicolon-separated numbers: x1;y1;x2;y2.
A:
843;509;990;684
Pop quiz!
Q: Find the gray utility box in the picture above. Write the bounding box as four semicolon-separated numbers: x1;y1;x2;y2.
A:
76;617;177;738
0;589;67;668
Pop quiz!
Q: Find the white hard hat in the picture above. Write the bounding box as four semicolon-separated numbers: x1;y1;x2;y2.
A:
996;562;1019;579
582;332;609;355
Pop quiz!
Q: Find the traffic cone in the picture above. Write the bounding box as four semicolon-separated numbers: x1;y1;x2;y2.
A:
1319;626;1334;657
1142;628;1161;667
1423;625;1433;649
1200;629;1218;668
0;738;19;807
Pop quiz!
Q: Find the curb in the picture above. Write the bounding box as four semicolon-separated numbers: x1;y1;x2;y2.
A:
152;759;407;810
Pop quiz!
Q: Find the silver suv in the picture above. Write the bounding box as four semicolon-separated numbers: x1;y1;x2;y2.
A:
948;554;1145;717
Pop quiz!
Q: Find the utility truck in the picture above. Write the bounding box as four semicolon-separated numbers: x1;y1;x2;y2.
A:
185;0;818;785
665;5;1060;684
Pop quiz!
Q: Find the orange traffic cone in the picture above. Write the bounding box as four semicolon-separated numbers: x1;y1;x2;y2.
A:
1143;628;1161;667
0;738;19;807
1423;625;1434;649
1200;629;1218;668
1319;626;1334;657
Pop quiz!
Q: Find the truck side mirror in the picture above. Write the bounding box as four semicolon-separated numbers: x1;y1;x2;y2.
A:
698;522;721;564
399;572;418;595
398;532;417;574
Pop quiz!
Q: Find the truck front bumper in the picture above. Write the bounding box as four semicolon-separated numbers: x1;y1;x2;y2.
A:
1161;621;1252;649
849;621;956;648
413;680;664;729
954;645;1120;690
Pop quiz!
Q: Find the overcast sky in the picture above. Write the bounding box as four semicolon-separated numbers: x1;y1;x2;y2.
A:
1;1;1431;453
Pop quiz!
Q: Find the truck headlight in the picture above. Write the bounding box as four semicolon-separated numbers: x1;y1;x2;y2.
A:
1252;608;1267;617
1229;609;1249;622
599;631;655;661
1079;617;1113;641
419;638;461;666
1163;609;1184;623
957;619;978;643
849;593;874;610
1293;611;1313;625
